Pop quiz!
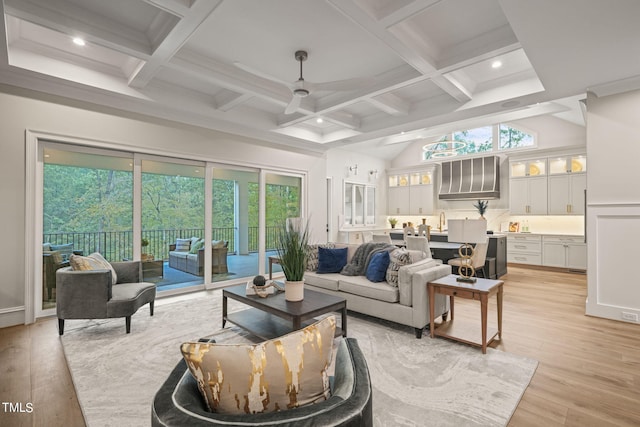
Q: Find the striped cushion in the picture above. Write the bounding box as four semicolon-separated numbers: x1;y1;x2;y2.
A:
69;252;118;285
175;238;191;252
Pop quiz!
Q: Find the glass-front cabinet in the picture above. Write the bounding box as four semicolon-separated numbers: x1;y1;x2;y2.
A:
388;167;435;215
548;155;587;175
510;158;546;177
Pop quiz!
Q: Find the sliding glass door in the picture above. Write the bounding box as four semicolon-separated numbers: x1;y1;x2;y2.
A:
212;167;259;282
37;139;306;318
141;158;205;291
264;173;302;276
42;144;133;312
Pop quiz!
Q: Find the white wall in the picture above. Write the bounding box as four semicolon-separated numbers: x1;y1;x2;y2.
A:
325;149;388;242
0;89;327;327
586;89;640;324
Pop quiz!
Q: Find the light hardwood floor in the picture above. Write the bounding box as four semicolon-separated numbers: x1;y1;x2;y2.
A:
1;266;639;426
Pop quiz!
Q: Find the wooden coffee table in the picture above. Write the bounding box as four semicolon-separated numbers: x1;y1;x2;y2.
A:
428;274;503;354
222;284;347;340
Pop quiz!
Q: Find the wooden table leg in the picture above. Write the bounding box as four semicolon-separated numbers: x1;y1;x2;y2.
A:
269;257;274;280
341;305;347;337
222;295;227;328
497;284;503;339
429;284;435;338
480;293;488;354
450;294;455;321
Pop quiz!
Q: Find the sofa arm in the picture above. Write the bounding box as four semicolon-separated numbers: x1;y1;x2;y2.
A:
56;267;111;319
410;264;452;328
111;261;142;284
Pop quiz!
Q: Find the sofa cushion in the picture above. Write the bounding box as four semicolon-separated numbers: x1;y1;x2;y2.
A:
304;272;340;291
180;315;336;414
175;238;191;252
317;247;348;274
338;276;399;303
305;243;335;271
169;251;189;260
406;249;429;263
333;243;360;264
69;252;118;285
189;239;205;254
212;239;225;249
386;248;413;287
365;251;390;282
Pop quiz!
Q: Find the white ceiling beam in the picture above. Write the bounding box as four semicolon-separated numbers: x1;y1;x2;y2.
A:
377;0;441;29
324;111;360;129
170;50;297;110
127;0;223;89
4;0;151;57
214;90;253;112
327;0;439;75
141;0;190;18
368;93;410;116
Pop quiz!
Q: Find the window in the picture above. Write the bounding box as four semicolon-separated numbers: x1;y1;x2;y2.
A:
422;123;536;160
499;124;534;150
343;182;375;226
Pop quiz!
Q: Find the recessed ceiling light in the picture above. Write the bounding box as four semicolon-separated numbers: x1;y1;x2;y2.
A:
72;37;86;46
491;60;502;69
316;118;324;124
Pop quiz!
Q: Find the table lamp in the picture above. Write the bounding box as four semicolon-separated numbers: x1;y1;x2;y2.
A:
448;219;487;283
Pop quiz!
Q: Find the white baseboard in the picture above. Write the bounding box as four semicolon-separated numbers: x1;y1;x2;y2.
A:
0;306;25;328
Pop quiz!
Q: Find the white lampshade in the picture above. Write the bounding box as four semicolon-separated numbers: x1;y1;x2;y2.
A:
447;219;487;244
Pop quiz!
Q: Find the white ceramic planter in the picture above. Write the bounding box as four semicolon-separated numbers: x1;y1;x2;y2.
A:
285;280;304;301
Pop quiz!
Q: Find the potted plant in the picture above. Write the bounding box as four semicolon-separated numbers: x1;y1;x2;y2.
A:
141;237;151;261
388;217;398;229
473;200;489;219
276;218;310;301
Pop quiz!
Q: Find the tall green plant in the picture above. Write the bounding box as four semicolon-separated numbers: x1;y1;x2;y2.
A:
276;218;310;281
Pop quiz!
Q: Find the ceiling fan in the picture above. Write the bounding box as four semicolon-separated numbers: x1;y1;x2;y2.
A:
235;50;372;115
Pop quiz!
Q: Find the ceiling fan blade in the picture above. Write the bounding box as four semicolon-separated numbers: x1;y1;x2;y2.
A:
233;61;291;88
284;95;302;115
307;76;375;92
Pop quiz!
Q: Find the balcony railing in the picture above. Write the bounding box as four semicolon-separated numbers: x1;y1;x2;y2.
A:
43;227;281;262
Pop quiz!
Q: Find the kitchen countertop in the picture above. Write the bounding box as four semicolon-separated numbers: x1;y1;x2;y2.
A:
503;232;585;238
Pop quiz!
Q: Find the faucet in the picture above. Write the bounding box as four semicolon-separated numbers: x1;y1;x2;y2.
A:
439;212;446;232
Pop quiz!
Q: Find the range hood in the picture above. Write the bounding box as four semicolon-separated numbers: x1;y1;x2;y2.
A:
439;155;500;200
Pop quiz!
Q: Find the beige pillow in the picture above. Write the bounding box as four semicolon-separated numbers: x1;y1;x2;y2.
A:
386;248;413;287
181;315;336;414
69;252;118;285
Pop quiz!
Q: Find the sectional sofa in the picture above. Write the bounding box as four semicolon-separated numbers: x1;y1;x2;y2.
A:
304;243;451;338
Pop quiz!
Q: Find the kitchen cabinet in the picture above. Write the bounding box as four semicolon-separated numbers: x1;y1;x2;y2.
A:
542;235;587;270
507;234;542;265
409;184;434;215
388;186;410;215
548;174;586;215
388;168;435;215
509;176;548;215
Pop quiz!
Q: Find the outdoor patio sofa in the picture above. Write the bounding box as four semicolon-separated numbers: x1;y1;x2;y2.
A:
169;237;228;276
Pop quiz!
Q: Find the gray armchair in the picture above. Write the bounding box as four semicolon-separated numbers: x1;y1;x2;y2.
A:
56;260;156;335
151;338;373;426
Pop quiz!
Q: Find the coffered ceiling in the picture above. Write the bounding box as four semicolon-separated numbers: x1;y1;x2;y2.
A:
1;0;639;157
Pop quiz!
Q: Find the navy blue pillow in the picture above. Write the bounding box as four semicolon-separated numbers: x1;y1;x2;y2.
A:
366;251;391;282
317;247;348;274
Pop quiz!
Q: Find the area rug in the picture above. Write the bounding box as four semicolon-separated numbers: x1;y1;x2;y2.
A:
61;290;537;427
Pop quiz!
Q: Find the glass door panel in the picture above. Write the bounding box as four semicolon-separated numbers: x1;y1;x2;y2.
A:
42;145;133;312
212;168;259;282
265;173;302;277
142;159;205;291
